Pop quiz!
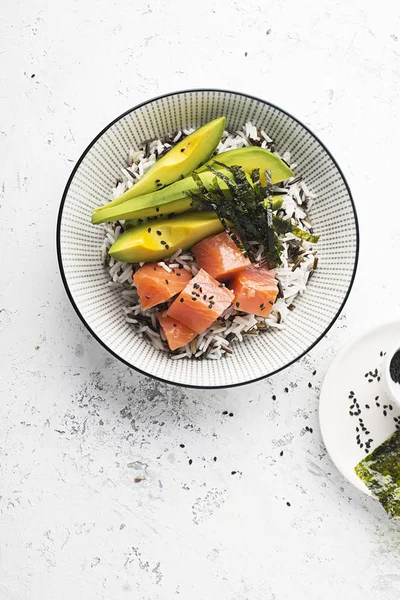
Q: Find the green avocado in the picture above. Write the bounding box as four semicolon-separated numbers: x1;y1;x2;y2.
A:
94;116;226;212
199;146;294;184
91;170;232;225
109;212;224;263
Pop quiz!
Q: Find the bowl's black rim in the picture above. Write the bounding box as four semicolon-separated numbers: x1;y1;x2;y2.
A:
56;88;359;390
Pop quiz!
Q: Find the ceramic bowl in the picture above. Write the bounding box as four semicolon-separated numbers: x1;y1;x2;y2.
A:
57;89;359;388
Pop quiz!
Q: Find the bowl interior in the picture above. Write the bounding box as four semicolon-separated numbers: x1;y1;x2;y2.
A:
58;90;358;388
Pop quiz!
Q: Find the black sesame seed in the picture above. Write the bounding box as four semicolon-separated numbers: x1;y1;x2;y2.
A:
349;411;353;416
350;391;355;395
284;387;289;393
269;300;274;305
231;471;237;475
286;502;291;507
365;373;368;378
147;227;151;233
180;298;184;303
365;449;369;454
360;443;363;448
376;402;380;407
145;295;150;299
192;297;197;301
377;376;381;382
156;207;160;212
177;272;181;276
156;179;160;183
356;427;359;432
203;295;207;300
161;240;166;245
280;450;284;456
365;405;370;409
383;410;387;417
313;370;317;376
189;459;192;465
309;428;313;433
165;244;169;249
222;411;228;415
179;264;183;269
156;230;162;235
173;323;177;328
383;405;388;409
229;412;233;417
368;379;373;383
180;443;185;448
308;382;312;388
165;279;169;284
272;395;276;400
180;148;185;152
389;405;393;410
213;457;217;462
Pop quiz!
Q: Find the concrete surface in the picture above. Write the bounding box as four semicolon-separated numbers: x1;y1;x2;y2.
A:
1;0;400;598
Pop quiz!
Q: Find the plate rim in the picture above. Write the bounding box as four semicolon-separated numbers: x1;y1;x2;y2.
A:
319;318;400;495
56;87;360;389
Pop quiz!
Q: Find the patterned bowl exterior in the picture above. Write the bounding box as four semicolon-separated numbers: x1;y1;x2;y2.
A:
57;89;359;388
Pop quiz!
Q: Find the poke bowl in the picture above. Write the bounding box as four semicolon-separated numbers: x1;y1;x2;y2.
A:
57;89;359;388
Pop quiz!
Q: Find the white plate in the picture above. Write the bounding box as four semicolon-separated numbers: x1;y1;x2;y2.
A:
319;320;400;494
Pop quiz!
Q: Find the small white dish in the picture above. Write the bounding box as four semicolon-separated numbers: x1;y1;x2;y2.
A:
382;340;400;410
319;320;400;495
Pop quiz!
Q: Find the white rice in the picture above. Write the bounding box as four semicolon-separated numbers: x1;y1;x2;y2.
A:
99;122;319;359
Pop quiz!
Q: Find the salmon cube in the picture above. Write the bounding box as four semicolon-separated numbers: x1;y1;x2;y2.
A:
230;265;278;317
133;263;192;310
167;268;234;334
156;312;197;351
192;231;251;281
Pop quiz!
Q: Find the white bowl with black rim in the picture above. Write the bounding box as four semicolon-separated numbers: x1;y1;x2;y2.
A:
57;89;359;388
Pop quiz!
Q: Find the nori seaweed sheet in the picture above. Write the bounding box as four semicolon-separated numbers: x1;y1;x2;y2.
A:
355;430;400;519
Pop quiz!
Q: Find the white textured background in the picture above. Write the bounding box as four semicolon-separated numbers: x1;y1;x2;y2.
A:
1;1;400;599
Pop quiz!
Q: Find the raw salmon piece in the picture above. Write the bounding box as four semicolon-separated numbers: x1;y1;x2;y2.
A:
192;231;251;281
133;263;192;310
156;312;197;351
167;268;234;335
230;264;278;318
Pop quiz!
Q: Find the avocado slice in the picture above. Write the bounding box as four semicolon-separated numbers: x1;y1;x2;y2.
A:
91;170;232;225
109;212;224;263
94;116;226;212
199;146;294;184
